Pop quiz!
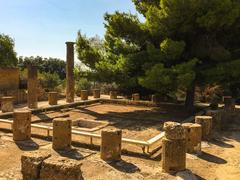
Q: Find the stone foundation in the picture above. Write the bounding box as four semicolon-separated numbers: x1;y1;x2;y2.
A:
48;92;58;105
81;90;88;101
195;116;212;140
40;156;83;180
1;96;14;112
13;110;31;141
101;129;122;161
182;123;202;154
93;89;100;99
52;118;72;150
110;91;117;99
21;150;51;180
162;121;186;173
132;93;140;101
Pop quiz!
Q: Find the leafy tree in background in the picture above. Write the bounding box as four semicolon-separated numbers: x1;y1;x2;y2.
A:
18;56;66;79
76;0;240;112
0;34;17;67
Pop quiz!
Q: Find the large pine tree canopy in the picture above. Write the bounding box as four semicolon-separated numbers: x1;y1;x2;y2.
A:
76;0;240;109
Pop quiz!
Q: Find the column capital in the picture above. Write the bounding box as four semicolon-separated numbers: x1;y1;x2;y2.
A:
65;41;75;45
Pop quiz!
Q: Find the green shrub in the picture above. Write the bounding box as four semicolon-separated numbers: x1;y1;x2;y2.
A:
75;78;92;94
39;72;62;92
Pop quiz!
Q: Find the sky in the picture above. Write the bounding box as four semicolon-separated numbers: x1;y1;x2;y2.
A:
0;0;140;60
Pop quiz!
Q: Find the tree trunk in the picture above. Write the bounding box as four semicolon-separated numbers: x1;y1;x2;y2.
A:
185;82;196;114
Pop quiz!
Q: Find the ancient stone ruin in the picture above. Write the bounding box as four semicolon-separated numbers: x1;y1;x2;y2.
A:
48;92;58;105
162;122;186;173
80;90;88;101
65;42;75;103
100;129;122;161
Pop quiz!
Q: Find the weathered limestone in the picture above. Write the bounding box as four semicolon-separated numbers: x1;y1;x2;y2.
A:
66;42;75;103
163;121;185;140
101;129;122;161
27;65;38;109
48;92;58;105
21;150;51;180
40;156;83;180
52;118;72;151
206;110;222;131
182;123;202;154
81;90;88;101
223;96;235;111
13;110;31;141
195;116;213;140
1;96;14;112
110;91;117;99
93;89;101;99
132;93;140;101
162;122;186;173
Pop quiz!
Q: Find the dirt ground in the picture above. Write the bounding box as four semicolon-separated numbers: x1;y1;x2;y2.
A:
4;103;193;153
0;103;240;179
30;102;191;139
0;129;240;179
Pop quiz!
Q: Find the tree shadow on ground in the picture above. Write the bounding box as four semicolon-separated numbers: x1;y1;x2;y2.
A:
108;160;140;173
198;151;227;164
15;139;39;151
74;103;192;131
211;138;234;148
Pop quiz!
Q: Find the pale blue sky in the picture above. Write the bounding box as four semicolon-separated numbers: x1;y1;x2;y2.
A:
0;0;140;60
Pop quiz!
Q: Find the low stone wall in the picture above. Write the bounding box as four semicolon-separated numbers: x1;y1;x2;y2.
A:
0;68;20;91
101;99;157;107
21;151;83;180
0;89;27;104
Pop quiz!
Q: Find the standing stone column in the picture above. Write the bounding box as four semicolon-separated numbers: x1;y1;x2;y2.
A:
206;110;222;131
223;96;235;111
101;129;122;161
52;118;72;150
151;94;157;104
195;116;213;140
1;96;14;113
182;123;202;154
27;65;38;109
132;93;140;101
13;110;31;141
81;90;88;101
162;122;186;173
66;42;75;103
48;92;58;105
93;89;101;99
110;91;117;99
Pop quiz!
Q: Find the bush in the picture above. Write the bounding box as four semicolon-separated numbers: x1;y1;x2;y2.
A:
75;78;92;95
39;72;62;92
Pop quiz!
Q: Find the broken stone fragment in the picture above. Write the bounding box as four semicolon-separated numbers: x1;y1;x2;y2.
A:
21;150;51;180
40;156;83;180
